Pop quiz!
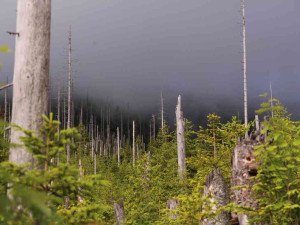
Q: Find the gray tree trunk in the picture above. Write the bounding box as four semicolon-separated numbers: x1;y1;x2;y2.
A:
10;0;51;165
4;77;8;140
161;90;164;129
203;169;230;225
57;75;61;165
242;0;248;130
114;201;125;225
167;199;179;219
67;26;72;163
152;114;155;139
117;127;120;166
175;95;186;180
231;136;263;225
132;120;135;167
270;81;274;118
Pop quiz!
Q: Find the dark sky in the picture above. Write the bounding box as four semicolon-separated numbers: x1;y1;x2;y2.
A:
0;0;300;124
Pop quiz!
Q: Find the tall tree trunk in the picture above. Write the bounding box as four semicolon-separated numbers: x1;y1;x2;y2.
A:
120;112;123;147
270;81;274;118
67;26;72;163
132;120;135;167
152;114;156;139
57;74;61;165
4;77;8;140
161;90;164;129
117;127;120;167
176;95;186;180
10;0;51;165
80;103;83;124
242;0;248;130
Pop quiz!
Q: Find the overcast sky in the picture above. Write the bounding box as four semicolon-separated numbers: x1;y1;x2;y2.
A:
0;0;299;123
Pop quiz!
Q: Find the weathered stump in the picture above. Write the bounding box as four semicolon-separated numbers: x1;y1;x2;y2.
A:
167;198;179;219
203;169;230;225
114;200;125;225
231;132;264;225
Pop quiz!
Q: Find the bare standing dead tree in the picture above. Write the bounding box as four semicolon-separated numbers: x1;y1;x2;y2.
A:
161;90;164;130
117;127;120;167
242;0;248;132
132;120;135;167
176;95;186;180
66;26;72;163
10;0;51;166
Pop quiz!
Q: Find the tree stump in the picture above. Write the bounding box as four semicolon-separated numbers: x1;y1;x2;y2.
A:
167;198;179;219
203;169;230;225
114;201;125;225
231;133;264;225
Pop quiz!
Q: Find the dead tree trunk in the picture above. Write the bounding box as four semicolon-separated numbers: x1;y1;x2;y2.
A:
132;120;135;167
242;0;248;130
161;90;164;129
203;169;230;225
231;135;264;225
152;114;156;139
57;75;61;165
270;81;274;118
114;201;126;225
4;77;8;140
167;199;179;219
117;127;120;166
10;0;51;165
67;26;72;163
176;95;186;180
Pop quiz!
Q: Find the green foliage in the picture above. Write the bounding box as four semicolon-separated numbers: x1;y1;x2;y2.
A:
0;120;9;162
158;181;217;225
0;98;299;224
0;46;11;53
250;100;300;224
189;114;247;184
0;114;110;224
0;45;11;70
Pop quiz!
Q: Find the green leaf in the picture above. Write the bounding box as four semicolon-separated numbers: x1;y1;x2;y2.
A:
0;45;11;53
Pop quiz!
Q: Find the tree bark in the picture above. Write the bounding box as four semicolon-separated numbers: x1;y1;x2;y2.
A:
10;0;51;165
176;95;186;180
132;120;135;167
67;26;72;163
117;127;120;166
242;0;248;130
114;201;125;225
161;91;164;129
167;199;179;219
203;169;230;225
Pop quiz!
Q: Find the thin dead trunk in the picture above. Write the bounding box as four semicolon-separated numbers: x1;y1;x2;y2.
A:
57;74;61;165
67;26;72;163
176;95;186;180
117;127;120;167
132;120;135;167
270;81;274;118
4;77;8;140
10;0;51;166
255;115;259;132
161;90;164;129
152;114;156;139
242;0;248;130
